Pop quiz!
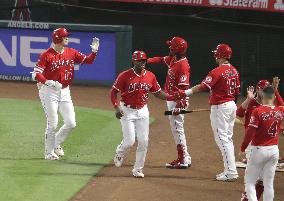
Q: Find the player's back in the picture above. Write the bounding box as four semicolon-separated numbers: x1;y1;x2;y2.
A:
207;63;240;105
250;105;284;146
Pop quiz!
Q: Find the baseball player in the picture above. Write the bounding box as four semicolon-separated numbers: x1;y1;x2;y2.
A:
238;78;284;201
31;28;99;160
174;44;240;181
147;37;191;169
110;51;172;178
240;86;284;201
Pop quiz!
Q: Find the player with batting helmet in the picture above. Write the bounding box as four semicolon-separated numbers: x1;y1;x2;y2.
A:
174;43;241;181
32;28;100;160
147;36;191;169
110;51;173;178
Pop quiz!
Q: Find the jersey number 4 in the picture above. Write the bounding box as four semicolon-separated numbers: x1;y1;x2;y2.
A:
268;120;278;137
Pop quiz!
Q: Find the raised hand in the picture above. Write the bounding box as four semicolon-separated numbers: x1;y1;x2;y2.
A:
272;77;280;91
90;37;100;53
247;86;255;99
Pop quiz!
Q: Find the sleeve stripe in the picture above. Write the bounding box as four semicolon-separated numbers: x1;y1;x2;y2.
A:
248;124;258;128
201;81;211;90
152;88;161;94
178;83;190;86
113;85;121;92
80;55;87;65
34;68;43;73
35;65;44;71
163;57;170;67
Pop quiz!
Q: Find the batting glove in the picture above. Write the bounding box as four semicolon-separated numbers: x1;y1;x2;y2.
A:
90;37;100;53
45;80;56;88
45;80;62;90
172;108;181;116
176;99;188;109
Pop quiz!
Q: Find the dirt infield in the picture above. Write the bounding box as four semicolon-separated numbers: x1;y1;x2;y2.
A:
1;81;283;201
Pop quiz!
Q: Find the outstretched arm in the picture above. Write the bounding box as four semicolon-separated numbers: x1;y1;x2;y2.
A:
74;37;99;64
153;90;171;100
147;57;165;64
184;84;206;96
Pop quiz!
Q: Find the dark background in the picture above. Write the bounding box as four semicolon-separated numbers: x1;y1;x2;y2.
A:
1;0;284;94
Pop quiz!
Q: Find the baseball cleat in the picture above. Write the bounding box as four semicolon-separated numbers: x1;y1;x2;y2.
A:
132;169;144;178
165;160;191;169
216;172;225;178
54;145;64;157
216;174;239;182
114;154;124;167
45;152;59;160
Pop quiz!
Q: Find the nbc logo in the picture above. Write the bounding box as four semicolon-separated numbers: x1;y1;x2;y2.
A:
274;0;284;10
209;0;223;6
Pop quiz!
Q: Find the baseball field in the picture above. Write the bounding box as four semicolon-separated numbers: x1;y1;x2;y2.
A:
0;81;283;201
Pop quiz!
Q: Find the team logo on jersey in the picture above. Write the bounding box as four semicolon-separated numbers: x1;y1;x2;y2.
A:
180;75;187;83
205;76;212;83
51;59;75;71
128;82;151;93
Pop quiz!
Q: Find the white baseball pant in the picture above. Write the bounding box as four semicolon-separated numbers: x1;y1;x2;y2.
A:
39;85;76;156
245;145;279;201
210;101;238;175
167;100;191;164
116;103;149;171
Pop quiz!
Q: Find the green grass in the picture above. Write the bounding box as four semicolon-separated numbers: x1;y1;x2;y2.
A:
0;98;123;201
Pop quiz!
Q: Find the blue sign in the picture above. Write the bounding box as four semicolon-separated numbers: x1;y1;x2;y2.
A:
0;28;116;82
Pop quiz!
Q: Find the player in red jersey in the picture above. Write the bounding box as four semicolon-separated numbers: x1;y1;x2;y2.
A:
110;51;172;178
238;77;284;201
31;28;99;160
174;44;240;181
240;86;284;201
147;37;191;169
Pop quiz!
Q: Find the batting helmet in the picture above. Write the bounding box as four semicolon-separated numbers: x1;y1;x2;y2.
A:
213;44;232;60
256;80;270;90
166;37;188;54
52;28;70;44
132;51;147;61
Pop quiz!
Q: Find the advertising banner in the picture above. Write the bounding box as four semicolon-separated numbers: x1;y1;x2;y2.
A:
110;0;284;13
0;28;116;83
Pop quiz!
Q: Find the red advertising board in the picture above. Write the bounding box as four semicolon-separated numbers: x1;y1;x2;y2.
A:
110;0;284;13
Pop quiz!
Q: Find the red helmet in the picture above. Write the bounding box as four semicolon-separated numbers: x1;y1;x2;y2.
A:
52;28;70;44
132;51;147;61
256;80;270;90
166;37;188;54
213;44;232;60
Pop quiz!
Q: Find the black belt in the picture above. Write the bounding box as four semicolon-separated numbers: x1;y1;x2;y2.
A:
123;103;143;109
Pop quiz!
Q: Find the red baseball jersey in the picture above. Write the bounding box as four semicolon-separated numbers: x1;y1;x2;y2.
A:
147;56;190;100
237;99;261;128
112;68;161;109
241;105;284;151
200;63;240;105
237;90;284;128
34;47;97;87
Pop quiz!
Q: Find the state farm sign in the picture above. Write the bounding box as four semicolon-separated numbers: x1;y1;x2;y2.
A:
110;0;284;12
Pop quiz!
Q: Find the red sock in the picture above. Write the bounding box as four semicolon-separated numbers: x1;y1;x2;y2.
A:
256;180;264;200
241;191;248;201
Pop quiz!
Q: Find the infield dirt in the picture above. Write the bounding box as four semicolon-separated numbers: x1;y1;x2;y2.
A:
1;81;283;201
